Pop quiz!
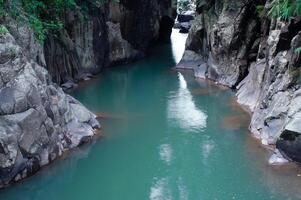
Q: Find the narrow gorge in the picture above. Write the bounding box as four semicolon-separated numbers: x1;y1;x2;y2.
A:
1;0;301;199
0;0;176;188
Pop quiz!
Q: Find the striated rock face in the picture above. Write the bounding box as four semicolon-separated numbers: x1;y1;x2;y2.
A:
0;27;99;188
178;0;260;87
106;21;139;64
0;0;175;187
179;0;301;162
44;1;176;86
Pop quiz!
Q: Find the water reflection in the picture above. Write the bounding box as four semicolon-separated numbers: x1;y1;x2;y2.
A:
201;140;215;166
167;73;207;132
178;177;189;200
149;178;172;200
0;142;96;200
159;144;173;165
244;133;301;199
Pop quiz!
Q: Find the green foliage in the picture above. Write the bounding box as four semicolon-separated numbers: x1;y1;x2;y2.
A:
0;0;6;18
269;0;301;20
0;0;109;43
256;5;266;18
177;0;197;13
195;0;205;8
295;46;301;54
0;25;8;36
269;1;301;54
177;0;190;13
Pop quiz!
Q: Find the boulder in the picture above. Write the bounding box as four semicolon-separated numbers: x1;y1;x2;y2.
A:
177;14;194;23
179;22;191;33
0;28;100;188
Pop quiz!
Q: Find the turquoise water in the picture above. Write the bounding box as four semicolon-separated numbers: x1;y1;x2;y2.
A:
2;31;301;200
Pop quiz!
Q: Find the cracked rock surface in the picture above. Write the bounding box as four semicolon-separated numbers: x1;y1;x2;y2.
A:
179;0;301;162
0;29;100;188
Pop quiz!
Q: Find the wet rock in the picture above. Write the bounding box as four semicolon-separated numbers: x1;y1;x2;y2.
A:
277;130;301;163
176;50;204;70
61;81;78;91
70;103;94;123
0;27;100;187
236;60;265;111
177;14;194;23
106;22;139;64
180;0;301;162
179;0;260;87
179;22;191;33
43;0;176;84
77;73;93;81
269;149;289;165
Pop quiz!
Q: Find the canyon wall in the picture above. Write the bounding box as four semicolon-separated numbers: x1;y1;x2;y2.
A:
0;24;100;188
44;0;176;87
178;0;301;163
0;0;175;187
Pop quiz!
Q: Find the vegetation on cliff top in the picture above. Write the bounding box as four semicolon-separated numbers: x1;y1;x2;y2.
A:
0;0;115;42
269;0;301;20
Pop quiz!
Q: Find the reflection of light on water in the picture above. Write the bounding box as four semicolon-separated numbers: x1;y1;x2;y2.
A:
201;140;215;166
159;144;173;165
149;178;172;200
178;177;189;200
168;73;207;132
171;29;188;64
179;73;187;89
149;177;189;200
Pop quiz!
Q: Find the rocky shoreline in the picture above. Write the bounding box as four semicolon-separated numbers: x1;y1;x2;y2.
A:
0;0;176;188
177;0;301;164
0;30;100;188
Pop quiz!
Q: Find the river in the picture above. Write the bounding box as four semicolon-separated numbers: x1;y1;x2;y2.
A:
1;30;301;200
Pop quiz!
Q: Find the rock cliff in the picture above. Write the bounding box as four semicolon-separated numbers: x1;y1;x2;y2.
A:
0;26;100;188
178;0;301;163
44;0;176;86
0;0;175;187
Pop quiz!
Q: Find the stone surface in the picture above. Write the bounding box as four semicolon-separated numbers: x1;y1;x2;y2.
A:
44;1;176;85
0;29;99;188
106;22;139;64
0;0;176;187
268;149;289;165
177;14;194;23
178;0;260;87
179;0;301;162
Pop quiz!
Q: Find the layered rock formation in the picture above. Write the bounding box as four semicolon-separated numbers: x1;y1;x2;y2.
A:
178;0;301;163
0;26;100;188
44;0;176;86
0;0;176;188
